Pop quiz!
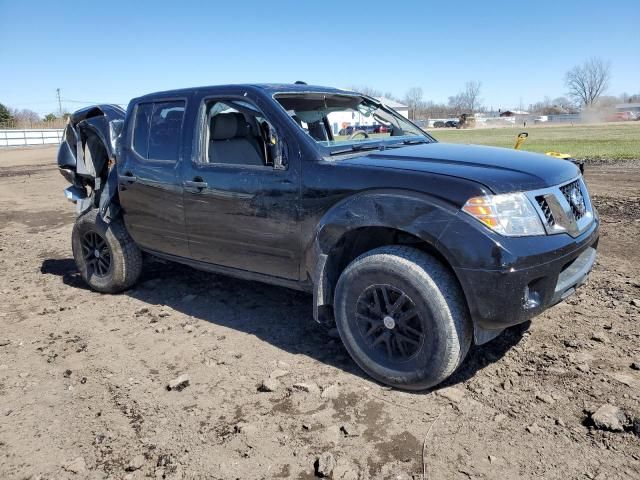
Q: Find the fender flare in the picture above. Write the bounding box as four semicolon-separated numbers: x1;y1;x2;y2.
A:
305;189;461;323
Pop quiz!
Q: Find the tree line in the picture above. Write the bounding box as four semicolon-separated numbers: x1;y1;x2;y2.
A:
0;104;69;129
1;57;637;128
351;81;484;120
356;57;638;120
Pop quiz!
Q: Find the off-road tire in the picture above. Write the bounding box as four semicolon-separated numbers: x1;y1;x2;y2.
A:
71;209;142;293
334;245;472;390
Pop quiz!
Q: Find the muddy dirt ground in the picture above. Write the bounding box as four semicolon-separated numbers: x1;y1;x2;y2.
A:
0;146;638;480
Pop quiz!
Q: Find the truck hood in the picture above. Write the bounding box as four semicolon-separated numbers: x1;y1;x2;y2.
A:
340;142;580;194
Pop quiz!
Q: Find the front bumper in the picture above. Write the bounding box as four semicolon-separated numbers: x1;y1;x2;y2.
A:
448;217;599;332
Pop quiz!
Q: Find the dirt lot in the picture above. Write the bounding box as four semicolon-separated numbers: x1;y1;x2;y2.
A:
1;146;639;480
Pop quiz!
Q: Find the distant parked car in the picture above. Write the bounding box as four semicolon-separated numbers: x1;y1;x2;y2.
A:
433;121;445;128
339;125;377;135
609;112;634;121
444;120;458;128
373;124;389;133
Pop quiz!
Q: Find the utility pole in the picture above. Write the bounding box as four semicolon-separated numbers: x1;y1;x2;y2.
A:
56;88;62;117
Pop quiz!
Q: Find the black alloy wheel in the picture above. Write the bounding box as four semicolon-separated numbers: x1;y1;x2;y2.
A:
333;246;472;390
81;231;112;278
355;284;425;362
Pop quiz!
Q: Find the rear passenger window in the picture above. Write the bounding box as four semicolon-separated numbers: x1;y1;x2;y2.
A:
132;100;185;161
132;103;152;158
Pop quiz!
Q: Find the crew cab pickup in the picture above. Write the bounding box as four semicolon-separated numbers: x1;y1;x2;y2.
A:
57;83;599;390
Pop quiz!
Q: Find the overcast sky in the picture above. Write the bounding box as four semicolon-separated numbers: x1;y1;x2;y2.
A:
1;0;639;115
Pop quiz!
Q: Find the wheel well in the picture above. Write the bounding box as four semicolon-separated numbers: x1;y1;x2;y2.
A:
316;226;456;324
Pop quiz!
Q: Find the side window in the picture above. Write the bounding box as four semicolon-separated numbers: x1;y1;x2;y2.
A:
204;99;278;168
132;103;152;158
149;101;185;160
132;100;185;161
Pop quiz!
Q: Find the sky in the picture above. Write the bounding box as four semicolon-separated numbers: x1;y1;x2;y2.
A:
1;0;639;116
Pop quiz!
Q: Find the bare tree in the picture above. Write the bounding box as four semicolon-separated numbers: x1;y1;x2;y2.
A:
403;87;423;120
552;97;576;112
382;91;399;102
463;81;482;112
593;95;620;109
9;108;41;128
422;101;451;119
447;94;462;114
448;81;483;114
530;96;553;114
565;57;611;107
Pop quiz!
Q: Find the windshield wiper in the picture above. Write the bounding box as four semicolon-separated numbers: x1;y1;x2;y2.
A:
329;144;383;156
381;139;431;150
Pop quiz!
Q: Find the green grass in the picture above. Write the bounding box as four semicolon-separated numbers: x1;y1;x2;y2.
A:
428;122;640;161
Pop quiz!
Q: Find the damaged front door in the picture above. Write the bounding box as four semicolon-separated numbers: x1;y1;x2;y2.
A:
182;95;301;280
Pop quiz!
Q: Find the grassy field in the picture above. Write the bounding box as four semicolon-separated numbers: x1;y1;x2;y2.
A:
427;122;640;160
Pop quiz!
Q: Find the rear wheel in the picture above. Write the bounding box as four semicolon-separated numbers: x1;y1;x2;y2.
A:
71;209;142;293
334;246;472;390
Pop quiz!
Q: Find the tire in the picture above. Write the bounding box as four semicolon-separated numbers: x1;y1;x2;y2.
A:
71;209;142;293
334;246;472;390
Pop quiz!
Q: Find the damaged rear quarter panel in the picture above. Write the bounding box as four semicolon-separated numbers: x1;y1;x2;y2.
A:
57;105;126;219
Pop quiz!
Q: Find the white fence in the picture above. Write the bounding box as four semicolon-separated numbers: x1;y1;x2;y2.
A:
0;129;64;147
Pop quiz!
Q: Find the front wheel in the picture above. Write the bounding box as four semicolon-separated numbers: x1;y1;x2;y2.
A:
71;209;142;293
334;246;472;390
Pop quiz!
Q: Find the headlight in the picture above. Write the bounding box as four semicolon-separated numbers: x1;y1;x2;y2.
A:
462;193;545;236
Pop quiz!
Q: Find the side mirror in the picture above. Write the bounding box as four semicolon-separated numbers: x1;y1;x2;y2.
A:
110;119;125;158
110;119;124;143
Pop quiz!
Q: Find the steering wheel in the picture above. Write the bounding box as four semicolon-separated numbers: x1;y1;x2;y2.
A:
348;130;369;140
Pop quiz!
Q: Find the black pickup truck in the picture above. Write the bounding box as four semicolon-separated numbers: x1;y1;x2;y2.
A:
57;83;599;390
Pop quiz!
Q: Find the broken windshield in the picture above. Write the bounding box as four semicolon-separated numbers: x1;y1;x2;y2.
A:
274;92;433;153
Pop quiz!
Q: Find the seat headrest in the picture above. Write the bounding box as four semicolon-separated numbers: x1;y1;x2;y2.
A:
210;113;250;140
164;110;183;122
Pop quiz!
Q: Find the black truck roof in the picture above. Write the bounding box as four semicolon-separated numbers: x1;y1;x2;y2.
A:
133;83;349;102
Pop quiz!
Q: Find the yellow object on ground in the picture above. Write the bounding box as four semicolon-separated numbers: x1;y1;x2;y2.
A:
514;132;528;150
545;151;572;159
514;132;573;159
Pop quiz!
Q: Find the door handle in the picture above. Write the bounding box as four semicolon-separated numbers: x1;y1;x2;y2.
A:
184;179;208;192
120;172;137;183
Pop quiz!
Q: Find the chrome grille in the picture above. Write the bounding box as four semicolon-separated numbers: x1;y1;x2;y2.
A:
536;196;555;226
559;180;587;220
526;176;594;238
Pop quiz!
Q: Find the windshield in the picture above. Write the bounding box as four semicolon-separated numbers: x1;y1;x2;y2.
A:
274;92;433;154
